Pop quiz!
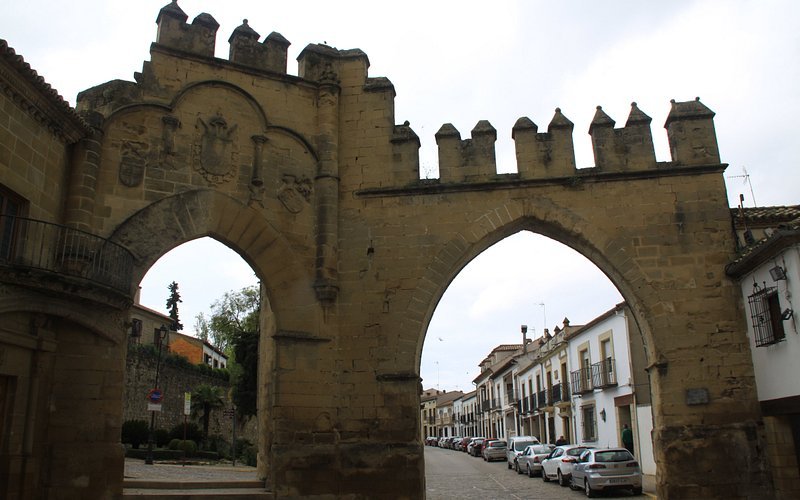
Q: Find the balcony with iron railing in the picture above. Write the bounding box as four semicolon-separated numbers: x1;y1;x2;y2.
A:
570;358;617;394
0;215;134;295
537;390;548;408
592;358;617;388
551;382;570;404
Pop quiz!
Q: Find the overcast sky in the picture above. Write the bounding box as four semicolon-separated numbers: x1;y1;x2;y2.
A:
3;1;798;392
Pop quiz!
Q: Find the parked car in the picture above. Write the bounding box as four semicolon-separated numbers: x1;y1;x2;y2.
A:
467;437;485;456
425;436;438;446
457;436;472;452
516;443;555;476
448;437;461;450
570;447;642;497
469;438;486;457
542;444;594;486
506;435;540;469
482;439;507;462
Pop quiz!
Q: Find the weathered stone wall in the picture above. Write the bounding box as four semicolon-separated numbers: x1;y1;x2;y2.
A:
123;348;258;447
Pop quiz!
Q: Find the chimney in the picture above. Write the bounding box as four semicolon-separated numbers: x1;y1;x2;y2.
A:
521;324;528;352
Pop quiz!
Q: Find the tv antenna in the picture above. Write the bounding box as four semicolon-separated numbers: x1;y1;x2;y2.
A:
727;166;757;207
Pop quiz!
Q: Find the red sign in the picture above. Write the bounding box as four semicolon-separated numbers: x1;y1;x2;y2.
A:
147;388;163;403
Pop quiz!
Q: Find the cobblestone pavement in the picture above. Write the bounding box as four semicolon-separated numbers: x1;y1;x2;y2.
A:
124;458;258;482
125;450;655;498
425;446;654;500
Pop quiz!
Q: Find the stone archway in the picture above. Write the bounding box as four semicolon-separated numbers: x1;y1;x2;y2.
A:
0;2;773;498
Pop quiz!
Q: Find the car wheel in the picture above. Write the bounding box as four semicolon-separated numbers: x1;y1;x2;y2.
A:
527;465;534;478
507;460;513;470
542;470;550;482
569;476;578;491
585;479;596;498
516;462;523;474
633;486;643;496
558;470;568;487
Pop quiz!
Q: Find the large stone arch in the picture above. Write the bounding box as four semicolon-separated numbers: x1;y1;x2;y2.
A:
408;199;658;376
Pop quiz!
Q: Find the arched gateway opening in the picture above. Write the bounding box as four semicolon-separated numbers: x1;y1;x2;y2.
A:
0;3;773;498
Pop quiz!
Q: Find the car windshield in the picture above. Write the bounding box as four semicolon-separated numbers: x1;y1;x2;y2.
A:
513;440;536;451
595;450;634;462
567;447;589;456
489;441;506;448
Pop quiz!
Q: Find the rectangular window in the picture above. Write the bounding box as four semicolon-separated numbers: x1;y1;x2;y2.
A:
0;185;28;261
748;285;786;347
581;404;597;442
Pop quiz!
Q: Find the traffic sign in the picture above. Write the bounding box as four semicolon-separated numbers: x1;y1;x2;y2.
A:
147;388;163;404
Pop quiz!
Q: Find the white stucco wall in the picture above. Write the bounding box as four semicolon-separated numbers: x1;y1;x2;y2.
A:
739;245;800;402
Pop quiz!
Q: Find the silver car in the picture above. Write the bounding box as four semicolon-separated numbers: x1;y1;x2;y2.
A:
481;439;507;462
570;447;643;497
515;443;555;477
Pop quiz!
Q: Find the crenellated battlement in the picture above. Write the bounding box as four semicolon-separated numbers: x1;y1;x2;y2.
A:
154;0;292;74
152;0;374;85
386;98;721;187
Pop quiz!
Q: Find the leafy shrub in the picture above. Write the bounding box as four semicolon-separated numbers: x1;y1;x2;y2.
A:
168;438;182;450
233;438;252;459
154;428;170;447
241;444;257;467
169;422;203;443
121;419;150;449
178;439;197;456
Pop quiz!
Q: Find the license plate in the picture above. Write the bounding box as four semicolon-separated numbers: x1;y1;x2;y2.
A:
608;478;627;484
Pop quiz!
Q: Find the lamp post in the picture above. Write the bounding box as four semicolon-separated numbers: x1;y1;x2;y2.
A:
145;324;169;465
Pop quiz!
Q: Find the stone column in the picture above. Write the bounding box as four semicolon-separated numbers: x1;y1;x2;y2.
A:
313;71;341;305
64;111;104;230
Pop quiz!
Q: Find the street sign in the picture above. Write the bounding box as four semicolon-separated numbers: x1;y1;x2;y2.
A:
147;403;162;412
223;409;235;418
184;392;191;416
147;388;163;403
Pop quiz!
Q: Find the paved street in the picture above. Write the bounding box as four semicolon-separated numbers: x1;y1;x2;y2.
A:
425;446;651;500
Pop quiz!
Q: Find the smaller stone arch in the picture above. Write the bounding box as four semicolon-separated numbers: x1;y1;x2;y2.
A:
108;188;319;331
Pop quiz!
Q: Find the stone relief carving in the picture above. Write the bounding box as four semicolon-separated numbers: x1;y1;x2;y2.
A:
192;113;239;185
277;174;312;214
156;115;180;170
118;140;148;187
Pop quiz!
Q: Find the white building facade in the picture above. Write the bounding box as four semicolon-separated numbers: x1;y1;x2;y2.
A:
566;304;655;474
727;208;800;499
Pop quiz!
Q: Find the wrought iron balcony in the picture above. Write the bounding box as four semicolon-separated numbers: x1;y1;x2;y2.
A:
0;215;133;294
592;358;617;388
570;358;617;393
571;367;594;394
551;382;570;404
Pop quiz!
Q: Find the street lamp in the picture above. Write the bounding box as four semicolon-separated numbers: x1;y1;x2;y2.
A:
145;324;169;465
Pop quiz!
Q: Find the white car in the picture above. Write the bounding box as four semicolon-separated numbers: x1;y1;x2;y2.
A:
541;444;593;486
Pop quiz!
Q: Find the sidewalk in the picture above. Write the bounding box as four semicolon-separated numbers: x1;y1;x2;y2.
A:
124;458;259;482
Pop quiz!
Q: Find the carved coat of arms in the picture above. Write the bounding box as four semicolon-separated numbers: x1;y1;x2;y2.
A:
192;114;239;185
119;140;148;187
277;174;313;214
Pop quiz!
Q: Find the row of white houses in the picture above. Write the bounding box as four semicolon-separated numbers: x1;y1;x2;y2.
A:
421;302;657;475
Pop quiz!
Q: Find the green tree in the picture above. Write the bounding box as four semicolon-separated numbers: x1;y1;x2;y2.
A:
191;384;224;447
166;281;184;331
194;312;209;342
204;285;260;417
207;286;259;352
